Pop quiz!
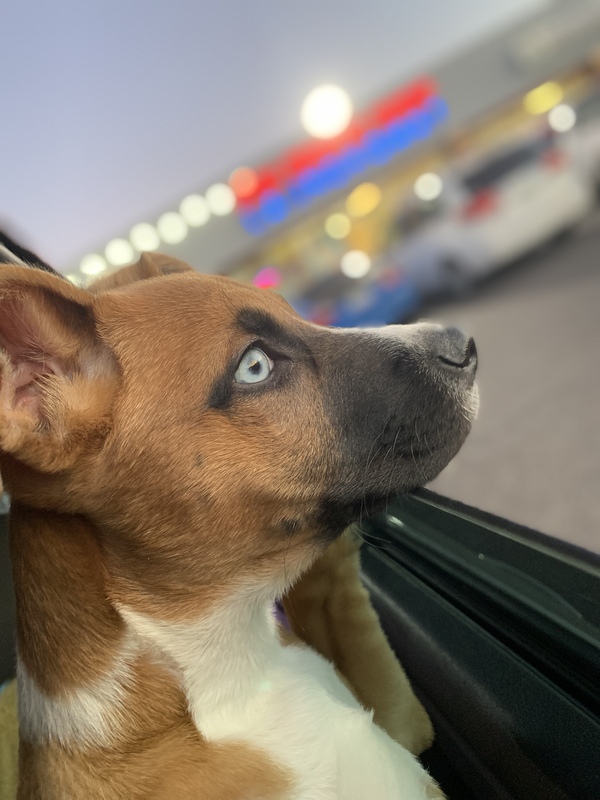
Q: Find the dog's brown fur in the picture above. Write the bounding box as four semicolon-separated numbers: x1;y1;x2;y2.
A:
0;254;439;798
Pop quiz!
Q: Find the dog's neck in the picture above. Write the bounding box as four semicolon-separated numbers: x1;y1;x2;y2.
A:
10;502;286;748
119;592;282;740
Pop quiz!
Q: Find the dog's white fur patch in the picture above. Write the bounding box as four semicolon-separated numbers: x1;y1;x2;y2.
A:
16;636;139;749
120;593;440;799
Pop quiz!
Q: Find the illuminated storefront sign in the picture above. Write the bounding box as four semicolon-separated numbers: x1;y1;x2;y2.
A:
234;76;448;235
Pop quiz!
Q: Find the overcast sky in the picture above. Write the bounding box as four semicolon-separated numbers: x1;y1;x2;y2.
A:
1;0;551;267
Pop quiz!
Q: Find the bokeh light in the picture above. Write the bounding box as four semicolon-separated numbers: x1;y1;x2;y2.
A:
346;183;382;217
301;85;353;139
79;253;107;276
157;212;188;244
523;81;563;115
229;167;259;199
253;266;282;289
180;194;210;226
206;183;236;216
340;250;371;279
105;239;134;267
130;223;160;251
325;213;352;239
414;172;443;201
548;104;576;133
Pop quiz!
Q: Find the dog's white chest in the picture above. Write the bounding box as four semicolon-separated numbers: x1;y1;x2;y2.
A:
202;644;432;800
121;603;435;800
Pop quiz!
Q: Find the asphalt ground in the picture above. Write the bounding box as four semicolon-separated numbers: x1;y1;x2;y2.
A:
419;213;600;554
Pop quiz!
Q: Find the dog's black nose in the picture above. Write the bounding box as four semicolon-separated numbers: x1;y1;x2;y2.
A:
434;327;477;371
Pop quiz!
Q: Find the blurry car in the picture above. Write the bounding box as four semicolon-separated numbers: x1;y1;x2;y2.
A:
331;268;420;327
291;264;421;328
392;132;596;296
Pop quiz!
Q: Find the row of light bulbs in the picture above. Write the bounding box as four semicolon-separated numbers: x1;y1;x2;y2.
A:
72;183;237;281
73;176;385;284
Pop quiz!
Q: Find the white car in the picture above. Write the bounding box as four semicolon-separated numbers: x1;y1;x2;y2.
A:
393;133;596;295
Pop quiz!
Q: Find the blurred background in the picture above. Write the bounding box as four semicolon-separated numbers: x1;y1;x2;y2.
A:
2;0;599;553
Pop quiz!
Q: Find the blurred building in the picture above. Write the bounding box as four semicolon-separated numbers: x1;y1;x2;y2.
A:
69;0;600;326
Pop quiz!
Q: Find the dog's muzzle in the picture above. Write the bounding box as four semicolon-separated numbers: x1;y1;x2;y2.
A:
316;322;478;529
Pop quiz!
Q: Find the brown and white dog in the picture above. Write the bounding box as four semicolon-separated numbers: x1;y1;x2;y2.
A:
0;252;477;799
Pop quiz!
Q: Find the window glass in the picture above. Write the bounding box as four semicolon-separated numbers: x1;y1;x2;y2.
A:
461;137;551;193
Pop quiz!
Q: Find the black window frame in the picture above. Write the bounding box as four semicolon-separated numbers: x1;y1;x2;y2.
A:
360;488;600;800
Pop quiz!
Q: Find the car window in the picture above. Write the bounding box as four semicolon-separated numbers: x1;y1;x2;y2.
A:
397;198;444;236
461;138;550;193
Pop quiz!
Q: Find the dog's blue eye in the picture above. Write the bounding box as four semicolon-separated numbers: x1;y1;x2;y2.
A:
235;347;274;384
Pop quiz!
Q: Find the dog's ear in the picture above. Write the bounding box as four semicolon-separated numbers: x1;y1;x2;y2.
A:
89;252;193;293
0;264;117;481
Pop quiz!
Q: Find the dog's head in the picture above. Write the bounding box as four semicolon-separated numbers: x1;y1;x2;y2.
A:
0;254;477;611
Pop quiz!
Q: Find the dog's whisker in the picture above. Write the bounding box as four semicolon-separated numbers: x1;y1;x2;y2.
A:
359;421;387;525
356;527;387;549
384;427;403;515
360;414;394;523
423;431;434;459
410;440;428;486
363;418;387;473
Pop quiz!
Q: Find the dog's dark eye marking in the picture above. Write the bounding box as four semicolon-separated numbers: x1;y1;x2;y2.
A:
209;308;315;410
208;370;233;410
236;308;315;366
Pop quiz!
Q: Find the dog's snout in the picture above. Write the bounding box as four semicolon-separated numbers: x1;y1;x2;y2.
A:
433;327;477;372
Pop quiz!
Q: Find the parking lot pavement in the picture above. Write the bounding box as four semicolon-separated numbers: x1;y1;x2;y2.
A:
424;216;600;554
